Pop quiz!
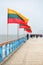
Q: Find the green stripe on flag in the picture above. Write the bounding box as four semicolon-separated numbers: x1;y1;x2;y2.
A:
8;14;23;20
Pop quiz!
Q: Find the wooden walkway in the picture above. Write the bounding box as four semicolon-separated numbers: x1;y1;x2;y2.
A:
2;38;43;65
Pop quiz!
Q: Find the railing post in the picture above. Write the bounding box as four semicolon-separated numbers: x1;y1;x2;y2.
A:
0;46;2;62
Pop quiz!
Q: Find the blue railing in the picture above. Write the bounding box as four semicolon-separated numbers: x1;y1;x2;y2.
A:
0;36;26;63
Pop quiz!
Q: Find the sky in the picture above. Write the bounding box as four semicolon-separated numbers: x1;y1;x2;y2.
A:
0;0;43;34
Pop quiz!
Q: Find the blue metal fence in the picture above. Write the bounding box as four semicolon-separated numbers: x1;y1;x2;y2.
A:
0;37;26;63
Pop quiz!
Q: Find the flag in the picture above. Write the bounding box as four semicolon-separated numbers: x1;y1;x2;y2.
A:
25;29;32;33
8;9;28;24
25;28;32;33
19;24;32;33
19;25;30;28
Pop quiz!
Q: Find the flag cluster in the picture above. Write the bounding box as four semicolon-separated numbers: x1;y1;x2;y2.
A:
8;9;32;33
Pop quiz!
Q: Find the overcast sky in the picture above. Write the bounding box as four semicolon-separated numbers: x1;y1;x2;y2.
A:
0;0;43;34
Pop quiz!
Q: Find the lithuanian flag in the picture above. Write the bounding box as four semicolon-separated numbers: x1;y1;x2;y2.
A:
24;26;32;33
25;29;32;33
19;24;32;33
8;9;28;24
19;25;30;29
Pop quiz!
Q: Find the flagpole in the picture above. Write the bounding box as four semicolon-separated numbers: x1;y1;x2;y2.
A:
7;9;8;42
7;21;8;42
17;24;19;39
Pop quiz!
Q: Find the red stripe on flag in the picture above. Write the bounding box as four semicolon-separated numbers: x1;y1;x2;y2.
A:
25;29;32;33
8;18;27;25
19;25;30;28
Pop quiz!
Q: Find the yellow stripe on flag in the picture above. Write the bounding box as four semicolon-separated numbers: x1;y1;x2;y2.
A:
8;9;16;14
